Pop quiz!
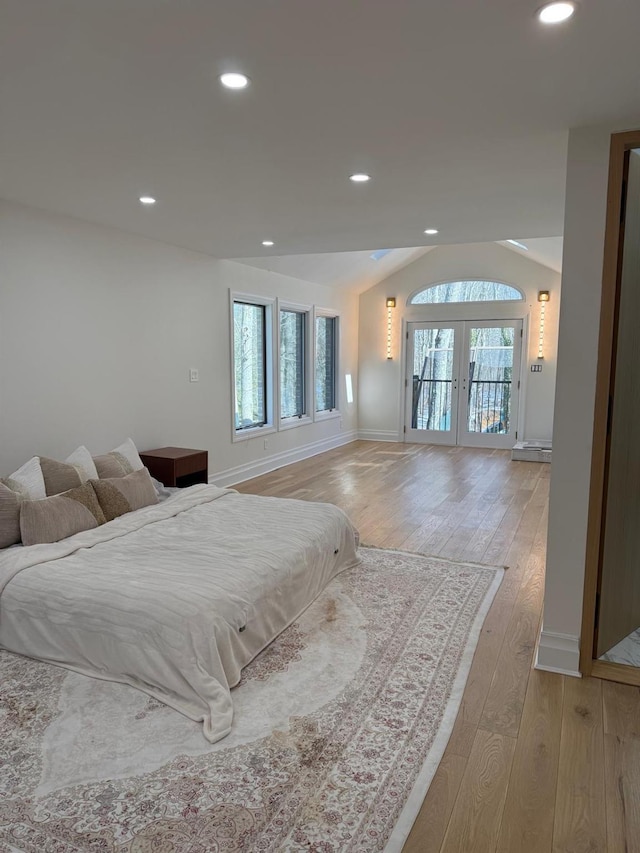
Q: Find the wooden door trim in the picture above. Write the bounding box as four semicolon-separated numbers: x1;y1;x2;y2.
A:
590;659;640;688
581;130;640;678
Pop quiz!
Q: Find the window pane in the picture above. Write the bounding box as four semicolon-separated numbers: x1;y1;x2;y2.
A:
410;281;522;304
280;310;306;418
467;326;515;435
234;302;266;429
315;316;337;412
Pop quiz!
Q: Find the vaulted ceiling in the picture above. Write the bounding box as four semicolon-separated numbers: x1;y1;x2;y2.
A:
1;1;639;260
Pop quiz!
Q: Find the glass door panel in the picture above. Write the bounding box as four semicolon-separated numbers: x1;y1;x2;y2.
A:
459;321;522;449
405;323;461;445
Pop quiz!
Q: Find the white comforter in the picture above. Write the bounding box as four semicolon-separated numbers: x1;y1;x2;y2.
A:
0;485;359;742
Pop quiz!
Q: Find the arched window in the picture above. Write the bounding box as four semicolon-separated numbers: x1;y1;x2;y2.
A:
409;280;524;305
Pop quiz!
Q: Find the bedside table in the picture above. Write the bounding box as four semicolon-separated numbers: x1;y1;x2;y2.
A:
139;447;208;488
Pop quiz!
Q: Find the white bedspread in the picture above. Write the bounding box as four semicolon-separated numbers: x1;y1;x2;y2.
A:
0;485;359;742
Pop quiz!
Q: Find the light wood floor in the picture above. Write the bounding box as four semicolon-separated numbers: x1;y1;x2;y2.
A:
236;441;640;853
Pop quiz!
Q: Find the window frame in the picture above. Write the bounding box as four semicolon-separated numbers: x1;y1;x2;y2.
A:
277;299;313;431
230;291;277;442
313;307;341;421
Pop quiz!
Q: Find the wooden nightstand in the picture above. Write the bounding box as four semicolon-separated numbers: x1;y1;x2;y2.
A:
139;447;208;488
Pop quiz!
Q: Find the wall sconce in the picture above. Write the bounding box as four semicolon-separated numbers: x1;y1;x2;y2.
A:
386;297;396;359
537;291;550;359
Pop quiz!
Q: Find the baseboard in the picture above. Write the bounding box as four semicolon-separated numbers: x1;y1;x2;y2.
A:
210;430;358;487
357;430;402;442
535;628;582;677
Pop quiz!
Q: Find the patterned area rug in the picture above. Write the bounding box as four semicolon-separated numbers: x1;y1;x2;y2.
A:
0;547;503;852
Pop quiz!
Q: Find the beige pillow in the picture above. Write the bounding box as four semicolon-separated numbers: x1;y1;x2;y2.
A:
0;457;47;548
93;438;145;479
1;457;46;500
0;483;22;549
20;483;106;547
40;457;84;496
90;468;158;522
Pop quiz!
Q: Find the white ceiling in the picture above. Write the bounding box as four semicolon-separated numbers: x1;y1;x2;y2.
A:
500;236;564;273
236;246;435;292
1;1;639;259
238;237;563;291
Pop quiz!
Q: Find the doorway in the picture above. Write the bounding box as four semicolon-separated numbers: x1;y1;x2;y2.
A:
405;319;523;449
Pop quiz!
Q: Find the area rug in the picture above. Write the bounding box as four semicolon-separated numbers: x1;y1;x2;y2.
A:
0;547;503;853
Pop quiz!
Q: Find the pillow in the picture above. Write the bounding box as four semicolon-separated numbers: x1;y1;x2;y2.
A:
90;467;158;522
0;457;49;548
40;457;84;496
1;457;46;500
65;446;99;482
93;438;145;479
0;483;22;548
20;483;106;547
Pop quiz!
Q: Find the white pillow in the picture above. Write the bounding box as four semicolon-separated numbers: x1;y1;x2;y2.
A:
65;445;99;482
2;456;46;500
112;438;145;472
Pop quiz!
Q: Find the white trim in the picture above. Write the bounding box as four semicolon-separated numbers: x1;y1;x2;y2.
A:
210;430;358;487
535;628;582;677
358;430;403;442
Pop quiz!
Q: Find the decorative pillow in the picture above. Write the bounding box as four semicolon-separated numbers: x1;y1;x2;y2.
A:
90;467;158;522
93;438;145;479
20;483;106;547
1;457;46;500
40;457;84;496
0;483;22;548
65;446;99;482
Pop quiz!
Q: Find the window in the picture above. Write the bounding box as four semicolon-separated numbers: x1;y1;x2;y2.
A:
280;308;307;420
315;314;338;413
409;280;524;305
232;297;273;433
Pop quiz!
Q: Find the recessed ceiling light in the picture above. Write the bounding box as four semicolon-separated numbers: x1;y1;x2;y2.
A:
262;240;274;247
424;228;439;235
349;173;371;183
219;72;250;90
537;2;576;24
506;239;529;250
139;196;156;205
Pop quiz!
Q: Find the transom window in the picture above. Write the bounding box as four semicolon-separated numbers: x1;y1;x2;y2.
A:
409;280;524;305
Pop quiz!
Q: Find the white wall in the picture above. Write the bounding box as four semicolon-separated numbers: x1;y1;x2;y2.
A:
537;125;615;675
0;201;359;481
357;242;561;441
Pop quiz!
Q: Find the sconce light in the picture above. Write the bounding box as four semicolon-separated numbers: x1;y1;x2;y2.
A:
386;297;396;359
537;291;550;359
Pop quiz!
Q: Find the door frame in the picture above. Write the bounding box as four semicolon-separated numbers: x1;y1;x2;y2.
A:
580;129;640;686
403;317;525;449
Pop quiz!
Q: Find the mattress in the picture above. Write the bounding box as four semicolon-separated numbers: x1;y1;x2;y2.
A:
0;484;359;742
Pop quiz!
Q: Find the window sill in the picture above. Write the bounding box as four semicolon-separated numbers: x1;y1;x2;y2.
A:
278;416;313;431
232;424;277;443
315;409;341;422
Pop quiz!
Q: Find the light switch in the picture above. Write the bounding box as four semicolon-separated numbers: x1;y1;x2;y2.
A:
189;368;199;382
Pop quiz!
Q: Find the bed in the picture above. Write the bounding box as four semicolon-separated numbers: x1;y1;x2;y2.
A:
0;483;359;742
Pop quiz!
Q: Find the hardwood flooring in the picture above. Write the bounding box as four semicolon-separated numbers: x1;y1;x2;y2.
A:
235;441;640;853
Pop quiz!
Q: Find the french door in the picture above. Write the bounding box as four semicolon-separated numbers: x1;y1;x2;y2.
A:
405;320;522;449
